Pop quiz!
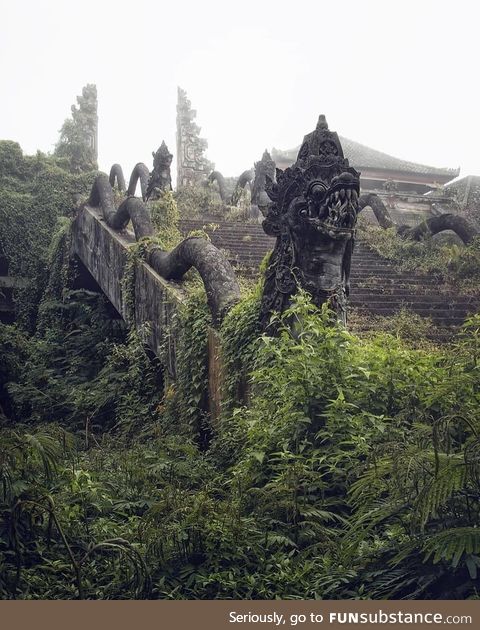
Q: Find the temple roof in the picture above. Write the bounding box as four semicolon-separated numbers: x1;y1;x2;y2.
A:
272;136;459;179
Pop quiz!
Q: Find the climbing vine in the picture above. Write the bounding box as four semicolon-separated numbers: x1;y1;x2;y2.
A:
0;140;96;329
149;189;181;248
175;290;211;442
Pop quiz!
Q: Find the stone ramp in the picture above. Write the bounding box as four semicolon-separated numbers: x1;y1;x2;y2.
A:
179;219;479;330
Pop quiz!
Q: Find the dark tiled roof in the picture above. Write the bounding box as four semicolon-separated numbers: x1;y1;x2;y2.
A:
445;174;480;195
272;136;459;178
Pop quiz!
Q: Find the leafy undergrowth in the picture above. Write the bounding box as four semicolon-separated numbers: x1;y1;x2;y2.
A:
347;307;450;349
358;222;480;296
1;140;479;599
174;183;255;222
1;289;479;600
0;140;96;329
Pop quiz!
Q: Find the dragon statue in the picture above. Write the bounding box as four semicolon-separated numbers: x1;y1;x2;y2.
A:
145;141;173;200
91;144;240;325
259;115;361;329
231;169;254;206
108;141;173;202
251;150;276;219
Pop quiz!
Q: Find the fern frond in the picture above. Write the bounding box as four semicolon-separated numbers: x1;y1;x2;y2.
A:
422;527;480;567
415;459;467;527
23;432;62;479
341;499;408;561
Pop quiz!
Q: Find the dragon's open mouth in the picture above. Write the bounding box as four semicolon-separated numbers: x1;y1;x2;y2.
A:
308;216;356;239
322;186;359;229
302;175;359;232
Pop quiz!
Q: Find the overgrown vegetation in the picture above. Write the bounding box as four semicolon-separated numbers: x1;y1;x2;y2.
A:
359;220;480;295
1;280;480;598
175;182;253;221
0;140;96;328
1;140;479;600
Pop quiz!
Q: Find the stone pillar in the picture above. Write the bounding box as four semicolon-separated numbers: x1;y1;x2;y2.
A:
55;83;98;171
77;84;98;166
176;87;213;188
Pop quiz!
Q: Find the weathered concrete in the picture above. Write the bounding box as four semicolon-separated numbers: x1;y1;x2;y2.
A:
72;205;186;377
72;205;244;423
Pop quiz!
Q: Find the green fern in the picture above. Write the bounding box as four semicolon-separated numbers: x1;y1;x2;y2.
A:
422;527;480;569
415;456;467;528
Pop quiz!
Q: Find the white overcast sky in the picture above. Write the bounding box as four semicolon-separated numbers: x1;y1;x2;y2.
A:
1;0;479;182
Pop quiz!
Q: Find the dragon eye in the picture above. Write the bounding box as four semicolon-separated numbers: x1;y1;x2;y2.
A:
306;180;328;202
296;203;308;217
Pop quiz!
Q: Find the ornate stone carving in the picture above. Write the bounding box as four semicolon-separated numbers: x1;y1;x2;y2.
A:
55;84;98;172
89;171;240;324
79;84;98;165
251;150;276;217
231;169;254;206
259;115;361;329
176;88;213;188
146;141;173;200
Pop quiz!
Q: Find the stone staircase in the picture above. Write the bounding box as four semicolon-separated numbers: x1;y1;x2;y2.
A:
180;219;479;330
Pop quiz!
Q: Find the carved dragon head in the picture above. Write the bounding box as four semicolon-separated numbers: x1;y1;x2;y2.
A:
259;115;361;329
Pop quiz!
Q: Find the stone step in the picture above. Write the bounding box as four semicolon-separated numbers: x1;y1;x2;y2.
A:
346;278;434;285
179;218;479;331
352;305;470;321
350;287;476;298
351;269;422;276
350;293;478;305
351;300;475;312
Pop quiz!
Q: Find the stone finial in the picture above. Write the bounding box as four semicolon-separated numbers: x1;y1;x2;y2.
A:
316;114;328;130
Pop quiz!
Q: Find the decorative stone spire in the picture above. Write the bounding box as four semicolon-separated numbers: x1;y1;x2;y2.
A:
176;87;213;188
296;113;345;165
54;84;98;172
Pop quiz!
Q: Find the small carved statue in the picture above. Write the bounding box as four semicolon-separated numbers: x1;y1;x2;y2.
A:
383;178;398;209
251;150;277;217
259;115;361;329
146;141;173;201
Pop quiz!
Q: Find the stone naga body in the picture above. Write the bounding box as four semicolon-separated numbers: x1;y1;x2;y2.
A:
88;144;240;325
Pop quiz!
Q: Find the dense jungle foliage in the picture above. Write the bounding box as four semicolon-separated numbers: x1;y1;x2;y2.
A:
1;142;479;600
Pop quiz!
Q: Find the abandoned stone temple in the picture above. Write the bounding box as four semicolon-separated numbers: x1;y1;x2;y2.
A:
2;87;479;365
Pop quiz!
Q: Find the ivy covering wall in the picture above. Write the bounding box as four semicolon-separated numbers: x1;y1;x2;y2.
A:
0;140;96;328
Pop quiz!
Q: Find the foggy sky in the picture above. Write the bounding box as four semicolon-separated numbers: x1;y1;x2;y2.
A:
1;0;478;182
